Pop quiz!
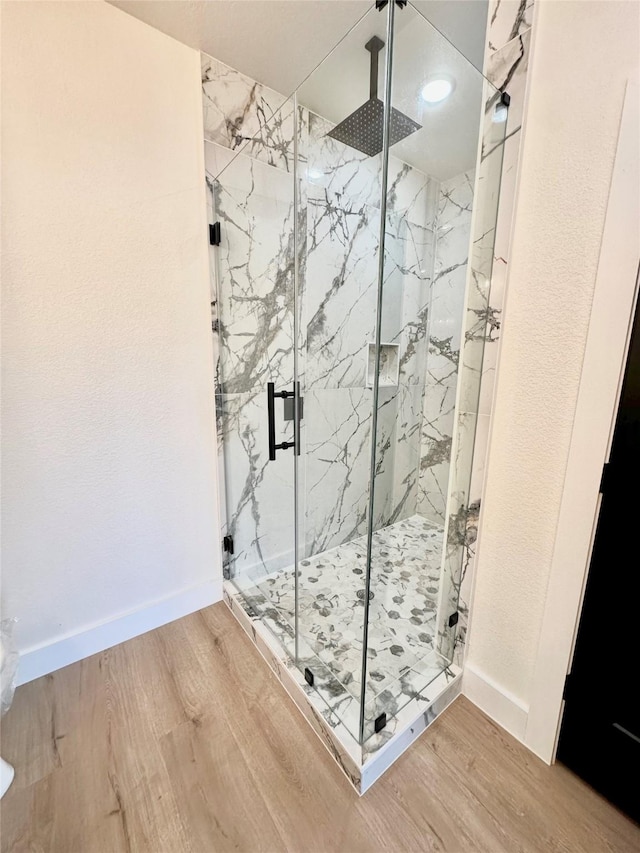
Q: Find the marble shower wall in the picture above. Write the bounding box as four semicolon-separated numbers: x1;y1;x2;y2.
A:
452;0;536;664
202;53;438;579
204;112;297;580
417;170;475;528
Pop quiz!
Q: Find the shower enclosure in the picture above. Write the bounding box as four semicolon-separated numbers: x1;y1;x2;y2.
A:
206;0;506;772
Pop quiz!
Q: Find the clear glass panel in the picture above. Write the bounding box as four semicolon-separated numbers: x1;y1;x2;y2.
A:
208;98;299;659
291;4;388;741
362;1;507;742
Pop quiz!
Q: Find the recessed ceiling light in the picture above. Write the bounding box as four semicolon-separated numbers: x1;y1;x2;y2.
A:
421;77;454;104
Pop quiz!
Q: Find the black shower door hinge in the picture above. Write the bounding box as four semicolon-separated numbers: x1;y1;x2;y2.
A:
376;1;407;10
222;534;234;580
448;611;459;629
209;221;221;246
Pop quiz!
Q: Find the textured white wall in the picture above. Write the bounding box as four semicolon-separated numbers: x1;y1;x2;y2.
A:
1;1;220;659
468;0;639;706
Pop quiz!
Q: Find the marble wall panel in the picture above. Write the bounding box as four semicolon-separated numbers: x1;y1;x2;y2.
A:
217;391;295;581
302;387;373;557
306;112;438;226
452;7;534;665
304;191;380;390
488;0;534;53
417;170;474;527
389;385;423;525
477;26;532;417
416;376;457;524
436;410;478;661
210;147;295;396
202;53;293;171
385;212;434;388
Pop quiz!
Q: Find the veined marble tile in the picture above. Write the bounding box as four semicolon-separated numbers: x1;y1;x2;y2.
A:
303;187;433;391
304;191;380;389
416;168;473;527
385;213;433;387
216;391;295;583
388;385;423;525
202;53;294;172
303;387;373;555
430;229;469;355
306;112;437;229
431;170;474;356
454;413;490;666
387;160;439;229
436;410;478;661
488;0;534;54
453;84;508;420
212;150;295;395
458;266;493;414
474;27;531;415
473;89;505;280
437;170;474;232
487;28;531;270
370;386;399;530
477;269;505;415
306;111;384;208
416;378;456;526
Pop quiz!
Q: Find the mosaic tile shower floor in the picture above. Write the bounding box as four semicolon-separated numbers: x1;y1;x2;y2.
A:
234;515;451;741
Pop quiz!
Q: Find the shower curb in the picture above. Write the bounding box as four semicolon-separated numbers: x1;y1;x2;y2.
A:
223;581;462;794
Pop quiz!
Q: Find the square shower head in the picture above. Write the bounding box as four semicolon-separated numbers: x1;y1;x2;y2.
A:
327;97;421;157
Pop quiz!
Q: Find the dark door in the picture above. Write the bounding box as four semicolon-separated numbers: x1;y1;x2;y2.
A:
557;273;640;822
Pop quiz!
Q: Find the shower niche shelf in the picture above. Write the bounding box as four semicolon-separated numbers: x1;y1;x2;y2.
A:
366;342;399;388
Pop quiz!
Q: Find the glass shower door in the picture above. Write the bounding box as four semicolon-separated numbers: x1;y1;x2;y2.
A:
208;95;300;658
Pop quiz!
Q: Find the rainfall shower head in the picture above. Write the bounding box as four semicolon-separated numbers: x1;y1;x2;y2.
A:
327;36;421;157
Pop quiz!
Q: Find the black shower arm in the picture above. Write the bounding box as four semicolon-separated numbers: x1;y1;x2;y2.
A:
365;36;384;100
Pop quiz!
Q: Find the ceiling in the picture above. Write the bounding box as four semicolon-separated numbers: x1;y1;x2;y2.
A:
109;0;489;179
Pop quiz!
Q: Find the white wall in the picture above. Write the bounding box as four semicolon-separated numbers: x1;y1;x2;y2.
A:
1;0;221;681
468;0;639;717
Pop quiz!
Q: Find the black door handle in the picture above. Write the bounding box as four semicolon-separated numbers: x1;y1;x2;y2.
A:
267;382;297;461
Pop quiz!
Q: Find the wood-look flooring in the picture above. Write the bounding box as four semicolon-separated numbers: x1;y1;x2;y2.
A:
1;602;638;852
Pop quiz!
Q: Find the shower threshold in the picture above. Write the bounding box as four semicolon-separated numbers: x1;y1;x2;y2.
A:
223;516;462;793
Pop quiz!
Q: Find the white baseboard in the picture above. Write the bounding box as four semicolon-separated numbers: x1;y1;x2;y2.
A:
462;662;530;744
16;578;222;686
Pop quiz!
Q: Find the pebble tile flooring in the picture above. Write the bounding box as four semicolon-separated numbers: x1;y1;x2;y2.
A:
235;515;450;741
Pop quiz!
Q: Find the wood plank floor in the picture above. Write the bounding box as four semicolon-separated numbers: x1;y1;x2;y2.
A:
1;603;638;853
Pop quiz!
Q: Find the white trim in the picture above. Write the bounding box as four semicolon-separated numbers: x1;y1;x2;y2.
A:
524;77;640;764
462;662;529;742
16;578;223;686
